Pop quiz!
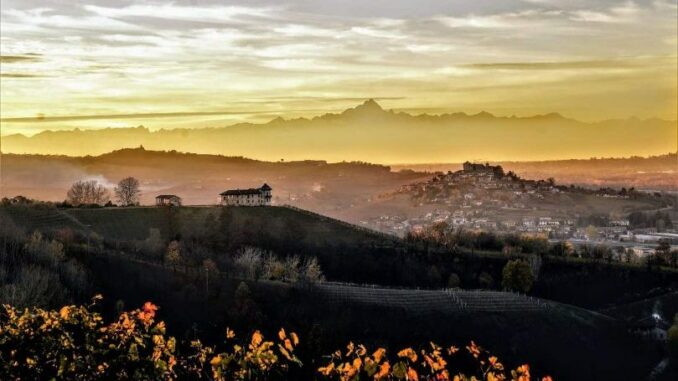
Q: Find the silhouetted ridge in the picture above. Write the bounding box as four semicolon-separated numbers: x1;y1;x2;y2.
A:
340;98;388;118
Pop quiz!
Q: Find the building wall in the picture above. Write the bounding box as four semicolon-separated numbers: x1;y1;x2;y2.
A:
156;197;181;206
221;193;270;206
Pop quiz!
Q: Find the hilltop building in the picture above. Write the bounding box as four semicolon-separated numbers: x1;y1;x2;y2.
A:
220;184;272;206
462;162;504;176
155;195;182;206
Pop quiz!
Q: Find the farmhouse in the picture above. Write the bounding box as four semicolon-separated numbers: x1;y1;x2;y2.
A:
220;183;272;206
155;195;182;206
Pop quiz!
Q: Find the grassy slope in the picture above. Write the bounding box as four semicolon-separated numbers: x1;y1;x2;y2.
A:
62;205;393;244
0;204;85;233
0;204;389;242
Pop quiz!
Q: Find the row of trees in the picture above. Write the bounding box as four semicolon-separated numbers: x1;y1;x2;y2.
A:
65;177;141;207
232;247;324;283
405;222;552;255
446;259;536;293
407;222;678;268
628;211;674;231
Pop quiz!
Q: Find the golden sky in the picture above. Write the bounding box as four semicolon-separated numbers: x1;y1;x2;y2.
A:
1;0;677;137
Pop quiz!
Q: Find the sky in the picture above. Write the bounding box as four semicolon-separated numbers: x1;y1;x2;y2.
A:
0;0;676;136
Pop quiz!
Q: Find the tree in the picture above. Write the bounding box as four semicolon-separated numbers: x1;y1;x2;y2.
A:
24;231;65;267
301;257;324;283
262;255;286;280
614;246;626;262
501;259;535;293
0;266;67;308
549;241;574;257
114;177;141;206
623;248;637;263
230;282;263;326
164;240;182;270
593;245;612;262
283;256;301;283
478;272;494;289
647;240;674;267
234;247;264;280
669;314;678;363
66;180;110;206
670;250;678;269
656;240;672;265
447;273;461;288
584;225;599;240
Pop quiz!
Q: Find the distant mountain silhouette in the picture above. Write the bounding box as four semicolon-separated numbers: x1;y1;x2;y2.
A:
2;100;675;162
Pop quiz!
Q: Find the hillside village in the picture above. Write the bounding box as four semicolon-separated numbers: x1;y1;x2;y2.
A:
363;162;677;257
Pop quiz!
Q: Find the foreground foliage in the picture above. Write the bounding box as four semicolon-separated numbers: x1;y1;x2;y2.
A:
0;297;550;380
318;342;550;381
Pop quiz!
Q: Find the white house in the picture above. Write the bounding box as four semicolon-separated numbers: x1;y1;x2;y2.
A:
219;184;272;206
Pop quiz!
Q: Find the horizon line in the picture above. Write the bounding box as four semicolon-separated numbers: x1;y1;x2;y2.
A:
3;98;677;126
1;147;675;166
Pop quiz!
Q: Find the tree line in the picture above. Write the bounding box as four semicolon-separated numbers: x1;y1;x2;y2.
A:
64;177;141;207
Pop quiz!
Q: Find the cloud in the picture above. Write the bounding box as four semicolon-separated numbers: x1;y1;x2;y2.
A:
1;7;139;32
83;4;275;24
465;59;637;70
0;54;41;63
0;0;675;130
0;73;45;78
570;2;641;23
0;109;331;123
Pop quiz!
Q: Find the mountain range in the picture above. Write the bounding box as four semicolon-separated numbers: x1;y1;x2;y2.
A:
1;100;676;162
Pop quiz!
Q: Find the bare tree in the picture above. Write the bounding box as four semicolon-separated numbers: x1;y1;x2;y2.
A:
262;254;285;280
283;255;300;283
114;177;141;206
165;240;182;270
234;247;264;279
66;180;110;206
301;256;324;283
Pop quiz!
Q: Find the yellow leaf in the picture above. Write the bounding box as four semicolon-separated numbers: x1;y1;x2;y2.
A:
210;355;222;366
251;330;263;347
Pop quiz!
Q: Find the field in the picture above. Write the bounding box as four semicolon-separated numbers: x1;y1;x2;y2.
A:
0;204;393;243
0;204;85;233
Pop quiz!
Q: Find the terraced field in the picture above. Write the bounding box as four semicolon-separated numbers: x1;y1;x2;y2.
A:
0;205;392;246
64;207;176;240
0;205;85;233
316;282;552;314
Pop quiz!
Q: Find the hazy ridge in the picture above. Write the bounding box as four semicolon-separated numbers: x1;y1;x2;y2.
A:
2;100;675;162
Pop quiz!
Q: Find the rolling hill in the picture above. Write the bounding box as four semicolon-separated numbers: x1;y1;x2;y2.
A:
84;249;659;381
2;202;674;379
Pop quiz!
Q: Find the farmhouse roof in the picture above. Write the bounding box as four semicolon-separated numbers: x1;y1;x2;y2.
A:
220;188;262;196
156;194;180;199
220;184;271;196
